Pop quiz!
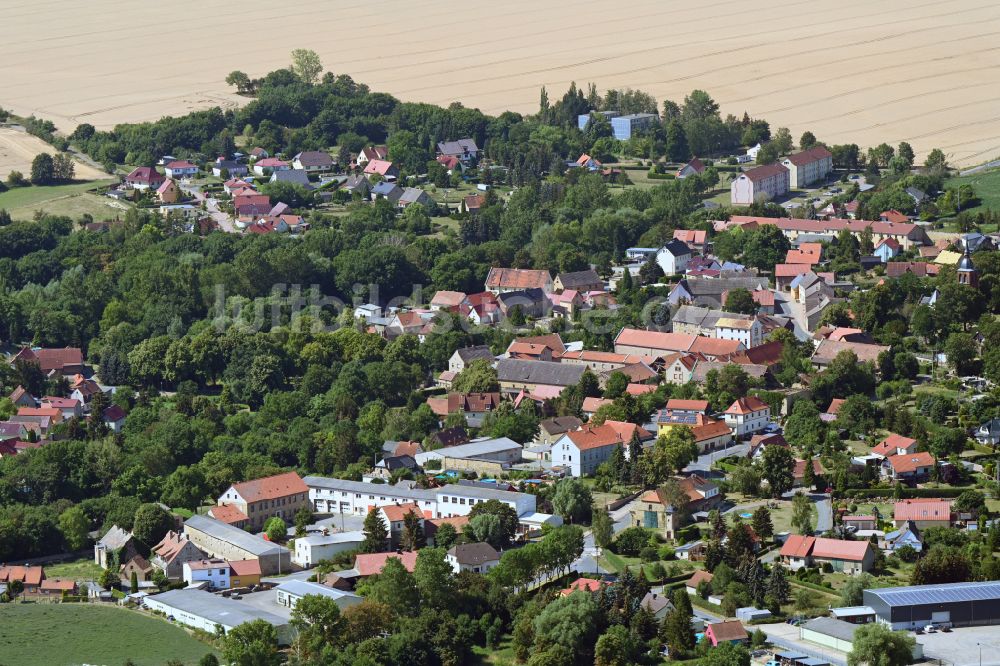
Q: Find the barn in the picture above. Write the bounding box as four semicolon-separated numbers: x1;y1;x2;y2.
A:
863;581;1000;630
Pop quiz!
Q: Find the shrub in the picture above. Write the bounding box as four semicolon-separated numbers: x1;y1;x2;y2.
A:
613;527;649;556
821;562;833;574
639;546;659;562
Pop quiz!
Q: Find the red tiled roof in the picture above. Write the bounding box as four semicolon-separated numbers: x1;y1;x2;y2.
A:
687;570;713;587
485;267;551;290
886;451;936;474
229;559;262;577
674;229;707;244
560;577;608;596
381;502;422;522
725;396;769;415
125;167;163;183
780;534;815;558
689;337;743;358
872;433;917;456
626;383;656;396
666;399;710;412
741;163;789;182
231;472;307;503
566;421;651;450
881;209;909;224
894;498;952;522
775;263;811;278
811;537;870;561
0;565;45;586
363;159;395;175
784;146;832;167
40;578;75;592
691;420;732;442
825;398;845;415
431;291;467;307
582;397;613;413
615;328;696;353
707;620;748;642
209;504;249;524
354;551;418;576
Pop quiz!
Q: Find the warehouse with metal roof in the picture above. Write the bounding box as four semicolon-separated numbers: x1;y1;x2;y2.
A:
864;581;1000;630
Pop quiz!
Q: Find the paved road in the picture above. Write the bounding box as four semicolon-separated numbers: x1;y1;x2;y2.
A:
760;623;847;666
960;159;1000;176
181;183;237;232
814;496;833;533
686;443;750;473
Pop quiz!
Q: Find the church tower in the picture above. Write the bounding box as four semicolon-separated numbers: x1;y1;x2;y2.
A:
957;244;979;288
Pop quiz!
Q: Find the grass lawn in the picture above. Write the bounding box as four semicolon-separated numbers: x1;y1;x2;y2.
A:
43;557;104;581
0;179;123;222
945;168;1000;218
0;604;217;666
471;634;517;665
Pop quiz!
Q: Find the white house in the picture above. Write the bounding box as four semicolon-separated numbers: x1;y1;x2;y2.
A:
715;317;763;349
292;531;365;567
781;146;833;188
656;239;692;277
164;160;199;179
731;163;790;205
253;158;290;177
182;559;231;590
552;421;653;477
446;543;500;574
448;346;494;373
723;396;771;437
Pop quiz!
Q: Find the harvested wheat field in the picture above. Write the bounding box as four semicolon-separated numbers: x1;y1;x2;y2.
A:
0;128;107;181
3;0;999;165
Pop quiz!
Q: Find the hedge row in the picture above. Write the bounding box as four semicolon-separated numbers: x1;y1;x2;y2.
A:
646;171;676;180
843;487;968;499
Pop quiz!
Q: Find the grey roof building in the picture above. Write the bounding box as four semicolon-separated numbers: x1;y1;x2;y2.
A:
414;437;522;466
143;588;291;643
496;359;586;390
183;515;290;575
864;581;1000;630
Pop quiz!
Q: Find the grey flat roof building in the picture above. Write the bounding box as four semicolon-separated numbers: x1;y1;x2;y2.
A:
184;515;288;558
864;581;1000;630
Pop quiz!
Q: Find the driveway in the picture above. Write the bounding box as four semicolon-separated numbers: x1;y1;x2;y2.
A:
686;443;750;473
814;496;833;533
759;623;847;666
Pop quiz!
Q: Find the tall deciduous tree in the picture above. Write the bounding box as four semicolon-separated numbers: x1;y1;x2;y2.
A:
847;624;915;666
223;619;281;666
290;49;323;84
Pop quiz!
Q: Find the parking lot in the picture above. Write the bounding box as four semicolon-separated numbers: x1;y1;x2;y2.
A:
917;625;1000;666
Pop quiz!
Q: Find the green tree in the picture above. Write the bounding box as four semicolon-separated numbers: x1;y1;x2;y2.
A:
131;503;174;552
98;567;118;590
766;565;790;603
361;508;389;553
945;332;977;375
847;623;915;666
725;288;758;314
294;507;313;537
840;572;874;606
433;522;458;550
364;556;419;616
264;517;286;543
791;493;814;535
703;642;751;666
130;570;139;594
223;618;280;666
800;131;817;150
451;359;499;393
591;504;614;550
400;511;426;551
532;591;601;663
413;547;454;609
290;593;343;659
645;426;699;483
751;506;773;542
31;153;55;185
757;444;795;497
742;224;791;271
772;127;794;154
225;70;252;94
58;506;90;551
551;478;593;524
661;587;696;657
160;465;208;511
594;625;641;666
290;48;323;84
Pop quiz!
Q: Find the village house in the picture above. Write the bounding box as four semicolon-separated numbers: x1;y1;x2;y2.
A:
94;525;139;568
156;178;179;204
378;503;424;549
553;268;603;293
370;181;403;204
723;396;771;437
151;530;206;579
705;620;749;646
164;160;198;179
356;145;388;167
446;542;500;574
780;534;874;574
0;565;46;595
536;416;584;446
730;163;790;205
343;174;371;198
882;451;936;482
485;267;553;294
183;516;291;575
495;357;587;395
811;339;890;369
207;504;250;529
183;559;232;590
12;346;85;376
253;157;290;177
212;159;247;178
398;187;436;210
437;139;480;164
448;345;495;374
120;555;154;584
656;239;692;276
631;475;721;539
893;499;953;529
216;471;310;531
426;392;502;428
715;316;763;349
430;290;467;312
123;166;165;191
552;421;653;477
780;146;834;187
686;570;714;596
725;216;930;250
673;229;708;253
872;433;918;458
676;158;705;179
874;238;902;262
662;352;699;384
292;151;334;172
363;159;400;181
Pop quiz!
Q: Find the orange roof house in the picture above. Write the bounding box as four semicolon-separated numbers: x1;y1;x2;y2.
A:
217;471;310;530
883;451;936;480
894;499;952;526
353;551;418;577
871;433;917;457
560;577;609;596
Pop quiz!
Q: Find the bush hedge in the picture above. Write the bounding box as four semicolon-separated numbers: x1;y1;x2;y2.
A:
843;487;967;499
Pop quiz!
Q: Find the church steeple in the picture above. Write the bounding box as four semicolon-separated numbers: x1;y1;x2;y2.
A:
957;243;979;288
